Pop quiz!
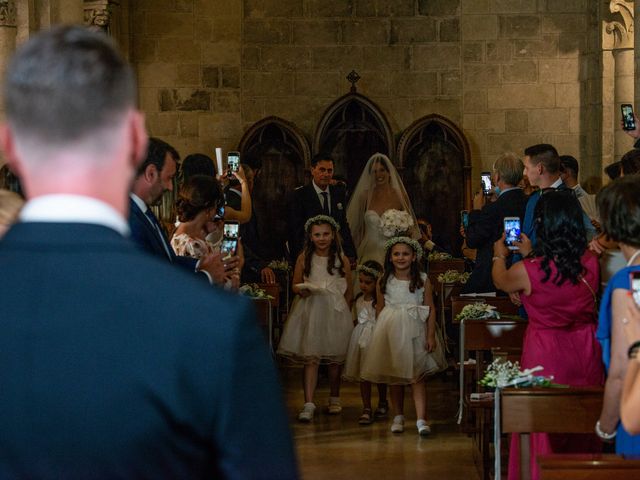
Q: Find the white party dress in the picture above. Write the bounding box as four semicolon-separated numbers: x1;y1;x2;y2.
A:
361;273;445;385
277;254;353;364
342;296;376;382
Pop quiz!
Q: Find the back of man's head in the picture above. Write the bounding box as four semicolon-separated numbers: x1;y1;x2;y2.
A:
137;137;180;178
493;152;523;186
621;149;640;176
524;144;560;175
4;26;135;156
559;155;579;180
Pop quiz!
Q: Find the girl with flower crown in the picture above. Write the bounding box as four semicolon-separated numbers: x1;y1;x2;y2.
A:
277;215;354;422
343;260;389;425
361;237;446;435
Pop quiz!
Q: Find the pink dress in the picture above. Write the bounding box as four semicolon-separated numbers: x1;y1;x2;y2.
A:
508;251;604;480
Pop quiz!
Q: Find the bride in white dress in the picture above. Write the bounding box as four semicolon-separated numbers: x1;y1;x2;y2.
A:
347;153;419;264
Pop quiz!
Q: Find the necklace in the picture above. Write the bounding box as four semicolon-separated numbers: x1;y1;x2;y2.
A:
627;249;640;267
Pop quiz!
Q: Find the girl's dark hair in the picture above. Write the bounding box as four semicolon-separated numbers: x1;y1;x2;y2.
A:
621;149;640;176
175;175;223;222
533;189;587;285
357;260;382;307
597;175;640;248
302;218;345;278
181;153;216;182
380;242;424;294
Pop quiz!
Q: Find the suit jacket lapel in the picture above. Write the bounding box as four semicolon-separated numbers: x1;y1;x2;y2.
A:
130;198;173;259
305;184;323;215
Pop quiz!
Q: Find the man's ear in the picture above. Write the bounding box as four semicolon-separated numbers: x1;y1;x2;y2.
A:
144;163;158;183
129;110;148;171
0;124;23;179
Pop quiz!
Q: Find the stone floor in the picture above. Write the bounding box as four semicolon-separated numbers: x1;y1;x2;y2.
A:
280;366;480;480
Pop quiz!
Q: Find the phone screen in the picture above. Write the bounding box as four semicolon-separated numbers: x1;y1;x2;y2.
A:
504;217;521;250
220;221;239;257
631;271;640;307
622;104;636;131
227;152;240;175
481;173;492;195
461;210;469;230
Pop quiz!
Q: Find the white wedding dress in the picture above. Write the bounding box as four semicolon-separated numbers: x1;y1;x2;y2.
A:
357;210;387;265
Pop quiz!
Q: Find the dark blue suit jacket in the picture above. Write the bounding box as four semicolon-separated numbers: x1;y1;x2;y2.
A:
0;222;298;479
128;197;198;272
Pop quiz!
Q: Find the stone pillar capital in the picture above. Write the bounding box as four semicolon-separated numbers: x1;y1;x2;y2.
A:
0;0;17;28
604;0;635;50
84;0;119;31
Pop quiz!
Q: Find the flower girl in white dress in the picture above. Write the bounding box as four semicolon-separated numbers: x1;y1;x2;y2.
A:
361;237;446;435
277;215;353;422
342;260;389;424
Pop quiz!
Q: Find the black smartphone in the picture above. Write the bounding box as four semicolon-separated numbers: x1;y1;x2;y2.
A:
220;221;239;258
504;217;521;250
226;151;240;177
481;172;492;195
460;210;469;230
631;271;640;307
622;104;636;131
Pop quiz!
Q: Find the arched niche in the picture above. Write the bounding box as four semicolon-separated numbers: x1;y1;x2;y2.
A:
397;114;471;256
238;116;310;260
314;92;394;192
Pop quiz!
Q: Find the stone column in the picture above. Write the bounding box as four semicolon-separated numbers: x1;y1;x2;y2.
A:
604;0;635;162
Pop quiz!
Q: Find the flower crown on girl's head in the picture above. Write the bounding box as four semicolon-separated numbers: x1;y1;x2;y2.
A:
304;214;340;232
356;264;382;278
384;236;424;261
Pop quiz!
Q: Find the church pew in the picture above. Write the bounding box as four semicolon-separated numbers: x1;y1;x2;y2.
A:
538;454;640;480
427;258;466;290
500;387;604;480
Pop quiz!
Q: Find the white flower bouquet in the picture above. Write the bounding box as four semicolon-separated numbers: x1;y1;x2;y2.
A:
267;259;291;272
427;251;453;261
478;359;561;388
239;283;274;300
455;301;499;322
437;270;471;285
379;209;414;238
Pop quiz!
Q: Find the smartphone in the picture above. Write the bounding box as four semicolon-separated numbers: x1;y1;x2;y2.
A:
504;217;521;250
213;204;225;221
460;210;469;230
220;221;239;258
622;104;636;131
226;151;240;177
631;271;640;307
481;172;492;195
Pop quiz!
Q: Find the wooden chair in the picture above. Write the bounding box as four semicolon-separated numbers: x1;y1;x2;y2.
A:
451;295;520;324
538;454;640;480
500;387;604;480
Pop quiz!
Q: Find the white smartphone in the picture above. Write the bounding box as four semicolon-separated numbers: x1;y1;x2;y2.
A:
226;151;240;177
220;221;239;258
504;217;521;251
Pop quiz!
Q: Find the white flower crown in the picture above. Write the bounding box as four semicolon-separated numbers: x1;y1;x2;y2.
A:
356;264;382;278
384;236;424;261
304;214;340;232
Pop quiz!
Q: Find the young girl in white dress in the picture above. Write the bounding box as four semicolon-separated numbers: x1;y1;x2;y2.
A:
277;215;353;422
343;260;389;425
361;237;446;435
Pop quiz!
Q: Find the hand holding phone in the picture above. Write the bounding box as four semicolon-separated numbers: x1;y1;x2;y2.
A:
481;172;492;195
226;151;240;178
622;104;636;131
460;210;469;230
220;221;239;258
504;217;521;251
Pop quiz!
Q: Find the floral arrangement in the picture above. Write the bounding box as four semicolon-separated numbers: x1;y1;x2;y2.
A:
304;214;340;232
379;209;414;238
437;270;471;284
384;236;424;261
267;259;291;272
427;251;453;261
239;283;274;300
478;359;561;388
455;301;499;322
356;264;381;278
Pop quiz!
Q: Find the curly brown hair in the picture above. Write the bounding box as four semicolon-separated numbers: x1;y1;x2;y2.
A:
175;174;223;223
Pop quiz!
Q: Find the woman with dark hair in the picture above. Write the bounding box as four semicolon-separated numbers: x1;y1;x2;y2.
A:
492;190;604;480
595;175;640;456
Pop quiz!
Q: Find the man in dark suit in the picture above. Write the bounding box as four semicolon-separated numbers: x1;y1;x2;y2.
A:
462;153;528;295
0;25;297;479
288;153;356;261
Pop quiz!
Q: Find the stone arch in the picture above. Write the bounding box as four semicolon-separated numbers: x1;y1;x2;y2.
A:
314;92;394;192
238;116;310;260
397;114;471;256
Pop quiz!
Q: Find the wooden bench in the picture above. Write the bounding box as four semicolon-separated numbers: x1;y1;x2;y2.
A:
451;295;520;323
538;454;640;479
500;387;604;480
427;258;466;292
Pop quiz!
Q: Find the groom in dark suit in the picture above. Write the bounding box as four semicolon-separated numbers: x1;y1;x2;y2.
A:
288;153;356;261
0;26;297;479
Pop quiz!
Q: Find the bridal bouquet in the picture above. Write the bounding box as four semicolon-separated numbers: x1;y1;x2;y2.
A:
478;359;561;388
379;209;414;238
437;270;470;285
455;302;499;322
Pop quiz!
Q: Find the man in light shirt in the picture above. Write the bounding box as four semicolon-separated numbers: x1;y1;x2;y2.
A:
0;25;297;479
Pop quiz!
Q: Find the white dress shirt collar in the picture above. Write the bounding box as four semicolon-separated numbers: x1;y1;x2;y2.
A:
19;194;129;236
550;177;563;189
312;179;329;194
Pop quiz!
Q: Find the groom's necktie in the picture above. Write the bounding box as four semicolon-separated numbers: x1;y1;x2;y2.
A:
320;191;330;215
144;208;173;262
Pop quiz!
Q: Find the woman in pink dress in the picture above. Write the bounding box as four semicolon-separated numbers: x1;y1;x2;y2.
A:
492;189;604;480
